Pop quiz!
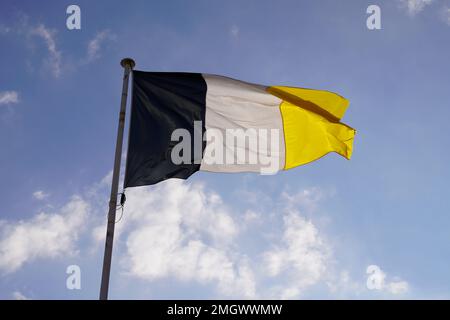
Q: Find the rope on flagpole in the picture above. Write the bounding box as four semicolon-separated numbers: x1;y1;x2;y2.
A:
115;192;126;223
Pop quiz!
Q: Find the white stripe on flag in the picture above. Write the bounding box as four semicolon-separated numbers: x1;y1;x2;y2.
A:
200;74;285;173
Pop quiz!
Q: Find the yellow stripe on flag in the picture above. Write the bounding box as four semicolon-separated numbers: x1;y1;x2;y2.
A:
279;100;355;170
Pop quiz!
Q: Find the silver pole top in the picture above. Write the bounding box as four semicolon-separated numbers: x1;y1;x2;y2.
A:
120;58;135;69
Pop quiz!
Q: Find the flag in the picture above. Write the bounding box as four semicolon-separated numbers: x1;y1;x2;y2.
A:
124;71;355;188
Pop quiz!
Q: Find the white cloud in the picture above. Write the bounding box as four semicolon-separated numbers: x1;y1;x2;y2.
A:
104;181;347;299
0;91;19;105
399;0;433;16
2;18;117;76
366;265;410;295
116;180;253;298
243;209;261;223
387;280;409;294
326;270;365;297
12;291;29;300
115;181;411;298
0;196;89;273
86;30;116;62
263;211;330;298
30;24;62;78
32;190;49;200
281;187;324;213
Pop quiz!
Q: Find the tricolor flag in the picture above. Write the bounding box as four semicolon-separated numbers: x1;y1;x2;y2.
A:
124;71;355;187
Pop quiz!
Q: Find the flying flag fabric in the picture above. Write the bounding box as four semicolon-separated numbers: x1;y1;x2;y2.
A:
124;71;355;188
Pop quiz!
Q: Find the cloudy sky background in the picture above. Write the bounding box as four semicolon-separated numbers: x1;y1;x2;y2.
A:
1;0;450;299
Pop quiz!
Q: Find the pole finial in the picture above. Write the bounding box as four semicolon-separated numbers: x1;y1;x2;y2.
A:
120;58;135;69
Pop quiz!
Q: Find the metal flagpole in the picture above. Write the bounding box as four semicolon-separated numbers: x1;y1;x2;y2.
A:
99;58;135;300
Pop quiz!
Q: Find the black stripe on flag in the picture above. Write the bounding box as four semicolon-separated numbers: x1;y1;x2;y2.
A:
124;71;207;188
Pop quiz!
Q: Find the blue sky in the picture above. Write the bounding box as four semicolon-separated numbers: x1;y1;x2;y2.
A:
1;0;450;299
